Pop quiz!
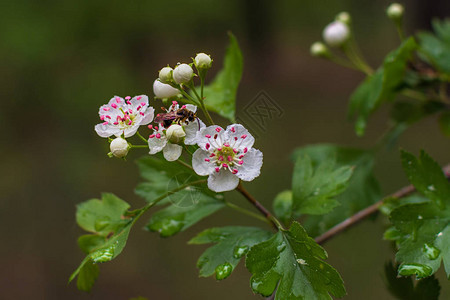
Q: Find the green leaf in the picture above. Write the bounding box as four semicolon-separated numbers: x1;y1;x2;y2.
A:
384;261;440;300
189;226;272;280
76;261;99;292
439;111;450;137
78;234;106;254
76;193;130;235
135;155;205;203
348;37;417;136
292;145;380;237
291;154;353;215
202;32;243;122
418;19;450;75
387;150;450;278
146;193;225;237
246;222;346;299
401;150;450;208
273;190;294;225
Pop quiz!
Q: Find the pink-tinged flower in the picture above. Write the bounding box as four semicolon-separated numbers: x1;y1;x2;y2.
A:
95;95;154;138
148;103;205;161
192;124;263;192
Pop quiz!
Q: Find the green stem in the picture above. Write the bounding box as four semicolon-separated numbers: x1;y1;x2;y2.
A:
189;82;215;125
177;87;201;106
130;145;149;149
136;131;148;143
342;43;373;76
176;159;193;170
225;201;272;225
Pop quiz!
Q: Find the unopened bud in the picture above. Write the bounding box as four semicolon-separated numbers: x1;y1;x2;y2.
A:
166;124;186;143
153;79;180;99
310;42;330;58
159;67;173;83
387;3;404;21
336;12;351;25
194;53;212;69
323;21;350;47
173;63;194;84
110;137;129;158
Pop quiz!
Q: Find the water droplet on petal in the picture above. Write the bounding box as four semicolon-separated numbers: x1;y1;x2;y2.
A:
215;263;233;280
233;245;249;259
398;263;433;279
423;243;440;260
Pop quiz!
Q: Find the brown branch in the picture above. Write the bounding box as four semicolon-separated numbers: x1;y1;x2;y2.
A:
315;164;450;245
236;182;279;230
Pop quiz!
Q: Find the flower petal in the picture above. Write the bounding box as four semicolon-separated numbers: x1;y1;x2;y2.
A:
148;134;168;154
196;125;227;151
226;124;255;151
192;148;216;176
163;143;183;161
94;123;121;138
185;104;197;113
123;125;140;138
207;170;239;192
236;148;263;181
184;118;205;145
140;106;155;125
153;80;180;98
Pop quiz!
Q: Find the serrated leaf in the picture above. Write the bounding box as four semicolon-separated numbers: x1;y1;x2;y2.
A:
292;154;353;215
76;261;99;292
202;32;243;122
246;221;346;299
189;226;272;280
349;37;417;136
292;145;380;237
146;194;225;237
387;150;450;278
384;261;440;300
76;193;130;235
401;150;450;208
273;190;294;225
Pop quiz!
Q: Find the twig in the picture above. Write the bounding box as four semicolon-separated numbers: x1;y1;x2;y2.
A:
315;164;450;245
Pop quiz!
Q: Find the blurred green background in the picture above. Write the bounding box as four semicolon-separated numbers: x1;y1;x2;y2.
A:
1;0;450;299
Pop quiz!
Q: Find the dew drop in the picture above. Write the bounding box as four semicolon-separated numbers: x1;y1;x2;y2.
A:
423;243;440;260
417;215;423;220
277;242;286;252
437;232;443;237
398;263;433;279
233;245;249;259
296;258;307;265
251;278;263;290
215;263;233;280
427;185;436;191
91;244;116;263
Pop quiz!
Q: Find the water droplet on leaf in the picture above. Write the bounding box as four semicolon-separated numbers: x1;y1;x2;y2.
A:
423;243;440;260
233;245;249;259
398;263;432;278
215;263;233;280
427;185;436;191
277;242;286;252
91;244;116;263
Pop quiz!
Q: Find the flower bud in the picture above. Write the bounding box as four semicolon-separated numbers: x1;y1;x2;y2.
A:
323;21;350;47
165;124;186;143
335;12;351;25
310;42;330;58
153;79;180;99
194;53;212;69
159;66;173;83
110;137;129;158
387;3;404;21
173;63;194;84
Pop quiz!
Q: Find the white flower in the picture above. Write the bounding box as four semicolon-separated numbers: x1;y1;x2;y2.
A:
95;95;154;138
173;63;194;84
387;3;404;20
194;53;212;69
192;124;263;192
323;21;350;47
153;79;180;99
159;67;173;83
148;103;205;161
110;137;129;158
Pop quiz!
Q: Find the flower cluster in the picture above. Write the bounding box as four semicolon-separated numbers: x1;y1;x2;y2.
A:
94;52;262;192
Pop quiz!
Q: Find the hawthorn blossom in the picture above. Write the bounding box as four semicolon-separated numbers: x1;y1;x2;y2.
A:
148;102;205;161
95;95;154;138
192;124;263;192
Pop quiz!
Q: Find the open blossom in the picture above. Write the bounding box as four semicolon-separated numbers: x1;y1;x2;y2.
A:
192;124;263;192
95;95;154;138
148;103;205;161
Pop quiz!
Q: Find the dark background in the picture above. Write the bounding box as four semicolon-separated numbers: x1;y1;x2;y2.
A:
1;0;449;299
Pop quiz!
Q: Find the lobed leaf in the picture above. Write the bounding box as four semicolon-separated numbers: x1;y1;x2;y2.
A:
246;221;346;299
189;226;272;280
